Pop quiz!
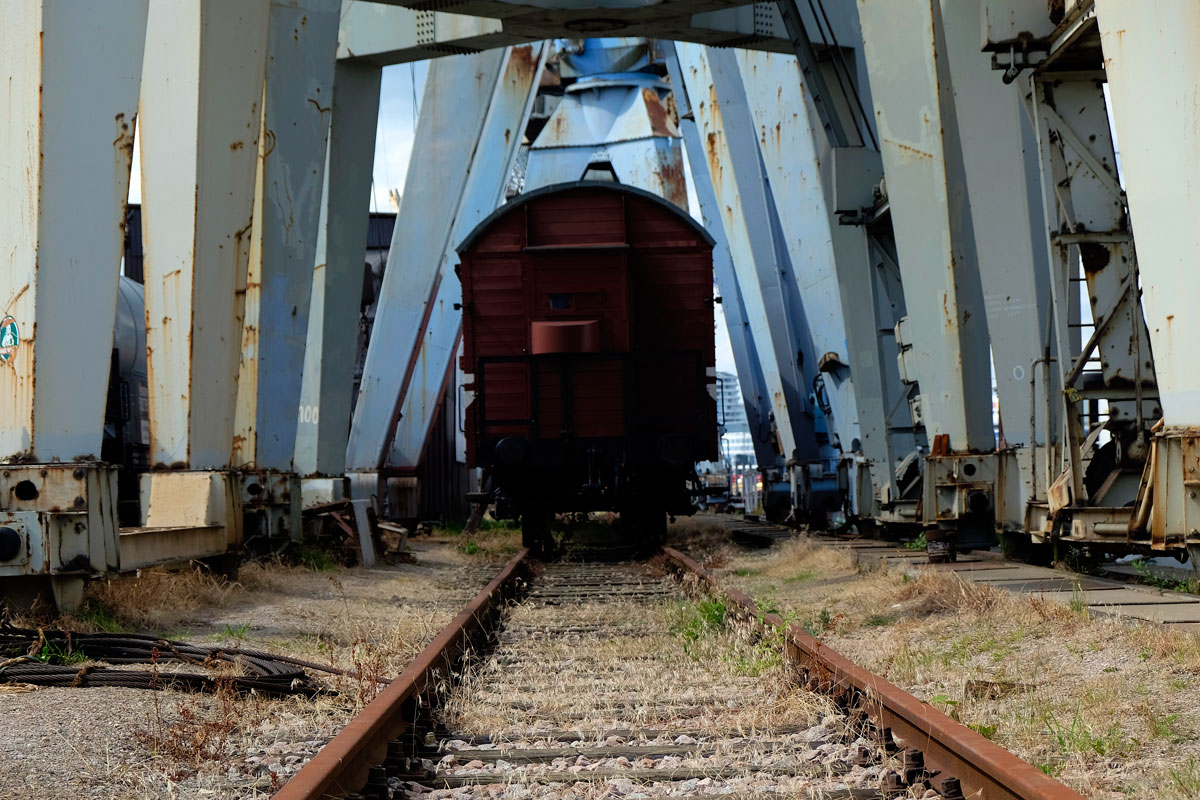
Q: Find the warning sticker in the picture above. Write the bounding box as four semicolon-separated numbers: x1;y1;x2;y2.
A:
0;315;17;364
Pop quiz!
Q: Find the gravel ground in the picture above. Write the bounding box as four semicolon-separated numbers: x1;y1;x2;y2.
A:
0;537;507;800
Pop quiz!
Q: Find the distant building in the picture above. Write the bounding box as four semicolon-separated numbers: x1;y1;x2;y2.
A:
716;370;757;469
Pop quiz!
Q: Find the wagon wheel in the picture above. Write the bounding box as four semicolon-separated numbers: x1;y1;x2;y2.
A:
623;508;667;557
521;511;552;558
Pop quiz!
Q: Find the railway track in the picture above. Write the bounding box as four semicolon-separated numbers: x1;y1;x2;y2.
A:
274;547;1086;800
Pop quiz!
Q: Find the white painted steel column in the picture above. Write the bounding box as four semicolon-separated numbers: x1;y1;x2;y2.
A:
345;49;514;473
0;1;148;461
665;47;780;474
942;0;1054;450
733;49;862;462
388;44;547;470
139;0;270;469
771;1;923;508
294;62;382;480
675;42;814;462
857;0;995;452
234;0;340;471
1097;0;1200;426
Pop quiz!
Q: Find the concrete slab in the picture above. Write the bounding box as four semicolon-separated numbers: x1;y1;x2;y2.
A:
986;578;1117;593
1104;563;1195;583
869;554;929;566
1093;603;1200;623
1032;588;1198;606
955;566;1063;582
931;561;1016;571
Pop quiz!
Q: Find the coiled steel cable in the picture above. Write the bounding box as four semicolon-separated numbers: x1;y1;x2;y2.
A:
0;624;353;696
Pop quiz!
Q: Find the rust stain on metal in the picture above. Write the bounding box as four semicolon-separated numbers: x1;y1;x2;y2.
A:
892;141;934;160
508;44;540;85
658;153;687;210
642;87;675;137
704;130;723;184
112;112;134;160
664;91;679;127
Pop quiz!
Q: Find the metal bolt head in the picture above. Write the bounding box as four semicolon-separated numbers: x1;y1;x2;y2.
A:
939;776;965;800
879;769;905;791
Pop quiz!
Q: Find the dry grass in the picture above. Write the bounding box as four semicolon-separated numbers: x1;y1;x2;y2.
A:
433;520;523;562
0;539;499;799
63;564;243;633
690;526;1200;799
666;516;740;567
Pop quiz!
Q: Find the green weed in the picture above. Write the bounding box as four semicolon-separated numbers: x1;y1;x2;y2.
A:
1147;711;1184;742
968;722;998;739
1068;584;1088;616
297;543;339;572
802;609;833;637
1168;758;1200;798
1043;708;1128;758
222;622;251;640
77;600;123;633
673;597;728;658
34;640;88;665
1131;558;1200;594
783;569;817;584
905;532;927;551
733;567;761;577
865;614;894;627
727;641;782;677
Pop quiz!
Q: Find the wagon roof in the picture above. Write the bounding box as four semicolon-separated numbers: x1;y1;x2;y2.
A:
455;180;716;254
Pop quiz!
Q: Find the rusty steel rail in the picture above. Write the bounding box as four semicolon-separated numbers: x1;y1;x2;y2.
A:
662;546;1087;800
274;548;530;800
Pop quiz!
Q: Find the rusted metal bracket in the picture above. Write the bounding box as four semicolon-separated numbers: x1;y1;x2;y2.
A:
661;546;1087;800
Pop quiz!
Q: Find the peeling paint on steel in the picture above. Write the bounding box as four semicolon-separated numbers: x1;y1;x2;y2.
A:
140;0;270;469
0;3;148;463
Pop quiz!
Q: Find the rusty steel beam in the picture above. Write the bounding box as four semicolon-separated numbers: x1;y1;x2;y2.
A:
274;548;529;799
662;546;1088;800
140;0;270;469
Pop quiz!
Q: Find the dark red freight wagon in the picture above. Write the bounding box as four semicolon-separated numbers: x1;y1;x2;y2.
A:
456;182;718;552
